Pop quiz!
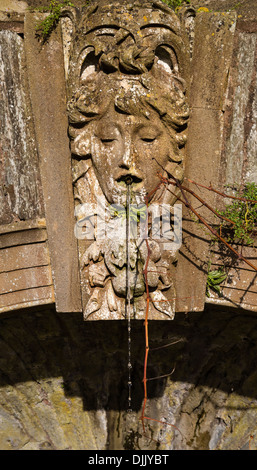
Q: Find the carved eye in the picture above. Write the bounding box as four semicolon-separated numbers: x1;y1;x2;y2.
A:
141;137;156;143
100;138;116;144
138;127;160;143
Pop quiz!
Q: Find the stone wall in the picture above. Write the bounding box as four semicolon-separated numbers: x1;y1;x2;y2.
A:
1;305;257;450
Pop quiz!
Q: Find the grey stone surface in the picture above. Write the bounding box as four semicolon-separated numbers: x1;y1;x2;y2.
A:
0;305;257;449
224;32;257;186
0;30;44;224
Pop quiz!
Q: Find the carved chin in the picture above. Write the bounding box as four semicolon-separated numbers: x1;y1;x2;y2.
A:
111;269;145;299
104;185;146;205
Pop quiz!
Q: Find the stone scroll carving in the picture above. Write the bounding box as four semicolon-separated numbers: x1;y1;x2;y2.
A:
66;0;191;320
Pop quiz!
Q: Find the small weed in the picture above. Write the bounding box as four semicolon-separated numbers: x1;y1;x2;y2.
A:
206;268;227;297
230;2;242;10
161;0;191;11
110;204;147;223
219;183;257;246
35;0;74;42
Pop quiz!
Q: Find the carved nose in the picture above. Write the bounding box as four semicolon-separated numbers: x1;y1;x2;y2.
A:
120;140;133;168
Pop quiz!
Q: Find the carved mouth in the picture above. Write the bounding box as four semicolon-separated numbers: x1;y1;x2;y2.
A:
116;173;143;188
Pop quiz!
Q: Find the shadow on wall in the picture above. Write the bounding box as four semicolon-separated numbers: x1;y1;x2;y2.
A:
0;305;257;412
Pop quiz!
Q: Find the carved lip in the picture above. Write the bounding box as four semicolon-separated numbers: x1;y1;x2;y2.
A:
116;173;143;190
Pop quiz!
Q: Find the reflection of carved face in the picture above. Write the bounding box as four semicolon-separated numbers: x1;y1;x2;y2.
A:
91;106;170;204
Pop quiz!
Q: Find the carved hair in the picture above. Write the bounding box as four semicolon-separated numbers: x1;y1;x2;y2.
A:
66;0;190;132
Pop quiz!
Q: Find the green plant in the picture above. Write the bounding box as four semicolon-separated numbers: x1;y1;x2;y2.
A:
161;0;191;10
206;268;227;297
35;0;74;42
230;2;242;10
110;204;147;223
219;183;257;246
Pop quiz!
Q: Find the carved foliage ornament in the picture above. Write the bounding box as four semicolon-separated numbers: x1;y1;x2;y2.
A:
65;0;191;320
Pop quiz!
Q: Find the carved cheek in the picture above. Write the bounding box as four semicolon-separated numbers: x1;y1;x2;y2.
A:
92;140;117;166
105;146;119;176
138;138;168;168
91;139;117;194
91;139;100;162
149;136;169;165
157;140;170;167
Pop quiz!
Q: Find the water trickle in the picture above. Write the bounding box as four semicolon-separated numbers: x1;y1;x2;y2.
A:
126;179;132;412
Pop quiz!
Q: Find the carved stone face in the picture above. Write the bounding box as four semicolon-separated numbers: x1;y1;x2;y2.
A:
66;0;192;320
67;2;190;207
70;68;189;205
90;105;170;204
